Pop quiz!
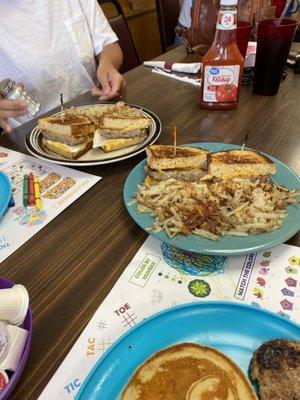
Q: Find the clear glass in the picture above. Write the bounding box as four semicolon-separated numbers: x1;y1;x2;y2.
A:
253;19;297;96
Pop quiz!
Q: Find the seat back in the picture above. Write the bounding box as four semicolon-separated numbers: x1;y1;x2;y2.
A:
98;0;140;73
156;0;180;53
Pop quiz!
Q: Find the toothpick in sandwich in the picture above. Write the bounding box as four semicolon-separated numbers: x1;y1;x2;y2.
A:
172;126;177;157
238;130;250;161
60;93;64;123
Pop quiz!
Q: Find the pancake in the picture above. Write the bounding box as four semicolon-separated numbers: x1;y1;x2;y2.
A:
121;343;257;400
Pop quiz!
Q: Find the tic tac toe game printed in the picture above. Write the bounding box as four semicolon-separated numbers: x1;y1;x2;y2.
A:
38;236;300;399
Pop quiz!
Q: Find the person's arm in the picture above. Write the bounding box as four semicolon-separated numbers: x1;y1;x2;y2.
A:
91;42;125;101
84;0;125;101
0;97;27;133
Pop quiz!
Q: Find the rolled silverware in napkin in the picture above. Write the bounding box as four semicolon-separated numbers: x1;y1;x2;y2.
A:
152;68;201;87
144;61;201;74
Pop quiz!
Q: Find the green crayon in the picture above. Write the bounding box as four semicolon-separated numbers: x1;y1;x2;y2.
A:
23;174;29;207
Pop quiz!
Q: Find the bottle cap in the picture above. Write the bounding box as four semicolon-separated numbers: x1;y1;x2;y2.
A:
220;0;238;5
0;79;14;97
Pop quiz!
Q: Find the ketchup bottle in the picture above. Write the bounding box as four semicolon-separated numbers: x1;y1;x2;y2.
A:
200;0;244;110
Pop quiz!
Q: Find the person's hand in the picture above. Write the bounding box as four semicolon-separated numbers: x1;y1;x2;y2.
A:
0;83;27;133
91;62;125;101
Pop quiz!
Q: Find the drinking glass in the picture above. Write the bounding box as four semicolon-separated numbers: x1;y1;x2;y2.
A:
253;19;297;96
236;21;252;58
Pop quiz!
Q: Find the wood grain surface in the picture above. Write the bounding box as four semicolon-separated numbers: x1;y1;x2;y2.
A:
0;45;299;399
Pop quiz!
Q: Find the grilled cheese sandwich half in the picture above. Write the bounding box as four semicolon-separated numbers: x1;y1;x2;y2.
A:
93;114;151;152
208;150;276;179
42;138;93;160
145;145;208;182
38;114;95;159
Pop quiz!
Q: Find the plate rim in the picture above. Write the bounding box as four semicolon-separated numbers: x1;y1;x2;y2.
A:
0;172;12;218
25;102;162;166
123;142;300;255
76;300;300;399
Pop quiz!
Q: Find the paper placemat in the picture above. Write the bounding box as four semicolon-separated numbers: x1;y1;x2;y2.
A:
0;147;100;263
38;236;300;399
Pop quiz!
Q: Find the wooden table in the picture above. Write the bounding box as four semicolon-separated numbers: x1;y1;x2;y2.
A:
1;45;299;399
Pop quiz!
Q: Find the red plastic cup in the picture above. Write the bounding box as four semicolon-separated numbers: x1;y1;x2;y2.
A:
253;19;297;96
236;21;252;58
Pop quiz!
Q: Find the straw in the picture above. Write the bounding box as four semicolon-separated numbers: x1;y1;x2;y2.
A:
276;0;292;25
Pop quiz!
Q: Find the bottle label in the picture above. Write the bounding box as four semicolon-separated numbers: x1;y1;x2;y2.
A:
216;10;237;30
203;65;240;103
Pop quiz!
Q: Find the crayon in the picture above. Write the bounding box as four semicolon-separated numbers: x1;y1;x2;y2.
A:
23;174;29;207
28;173;35;206
34;177;41;211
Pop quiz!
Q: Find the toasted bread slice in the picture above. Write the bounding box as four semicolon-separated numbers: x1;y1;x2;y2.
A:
42;138;93;159
121;343;257;400
146;145;208;171
38;115;95;137
100;115;151;131
93;130;147;152
250;339;300;400
208;150;276;179
105;101;146;118
66;102;146;127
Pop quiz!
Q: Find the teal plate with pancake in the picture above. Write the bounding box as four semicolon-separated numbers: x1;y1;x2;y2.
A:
123;142;300;255
76;301;300;399
0;172;12;219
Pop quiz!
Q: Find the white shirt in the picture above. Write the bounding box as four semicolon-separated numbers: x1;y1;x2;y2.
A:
0;0;118;127
178;0;193;28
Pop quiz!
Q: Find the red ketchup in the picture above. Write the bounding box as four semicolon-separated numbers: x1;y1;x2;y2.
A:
200;0;244;110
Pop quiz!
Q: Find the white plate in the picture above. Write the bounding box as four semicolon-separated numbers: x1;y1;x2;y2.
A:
25;103;161;166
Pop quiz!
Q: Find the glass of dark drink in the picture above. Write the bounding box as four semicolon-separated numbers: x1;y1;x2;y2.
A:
253;19;297;96
236;21;252;58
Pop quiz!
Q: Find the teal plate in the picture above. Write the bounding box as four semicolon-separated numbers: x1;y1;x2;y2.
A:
76;301;300;400
0;172;12;219
123;142;300;255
